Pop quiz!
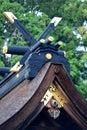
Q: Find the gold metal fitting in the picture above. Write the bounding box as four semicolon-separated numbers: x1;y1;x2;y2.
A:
2;46;8;54
3;12;17;24
58;41;63;46
48;36;54;42
16;74;19;78
45;53;52;60
41;89;53;106
64;51;66;57
10;61;23;72
49;84;68;107
51;17;62;27
40;39;45;44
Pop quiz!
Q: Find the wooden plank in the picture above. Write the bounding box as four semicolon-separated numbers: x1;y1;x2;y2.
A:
0;63;56;130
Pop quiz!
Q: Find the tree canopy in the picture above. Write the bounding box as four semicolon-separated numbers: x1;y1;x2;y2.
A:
0;0;87;100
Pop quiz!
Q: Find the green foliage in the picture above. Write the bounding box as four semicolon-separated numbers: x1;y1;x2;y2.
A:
76;81;87;101
11;55;22;66
0;60;4;67
83;33;87;45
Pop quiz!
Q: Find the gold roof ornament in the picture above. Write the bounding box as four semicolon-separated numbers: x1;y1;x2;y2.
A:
3;12;17;24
